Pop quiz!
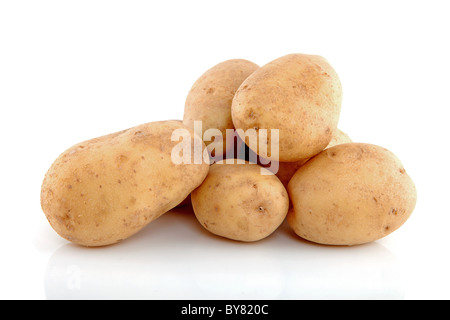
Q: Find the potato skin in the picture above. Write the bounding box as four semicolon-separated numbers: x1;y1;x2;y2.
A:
40;120;209;247
232;53;342;162
276;129;352;187
183;59;259;159
327;128;351;149
191;161;289;242
287;143;417;245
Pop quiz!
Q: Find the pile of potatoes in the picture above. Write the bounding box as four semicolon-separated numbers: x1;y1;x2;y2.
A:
41;53;417;247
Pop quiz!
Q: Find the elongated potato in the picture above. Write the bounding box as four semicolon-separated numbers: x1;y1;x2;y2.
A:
183;59;259;159
232;53;342;162
40;120;209;247
287;143;417;245
191;160;289;242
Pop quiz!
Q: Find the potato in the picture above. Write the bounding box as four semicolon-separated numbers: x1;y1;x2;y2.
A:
326;128;352;149
287;143;417;245
183;59;259;159
191;160;289;242
40;120;209;247
276;128;352;187
232;53;342;162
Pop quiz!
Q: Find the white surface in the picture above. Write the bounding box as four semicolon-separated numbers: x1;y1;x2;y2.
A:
0;0;449;300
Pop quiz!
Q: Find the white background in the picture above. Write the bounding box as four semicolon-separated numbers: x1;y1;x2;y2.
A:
1;0;449;300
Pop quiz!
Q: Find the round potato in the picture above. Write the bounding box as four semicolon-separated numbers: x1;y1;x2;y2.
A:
41;120;210;247
232;53;342;162
191;160;289;242
183;59;259;160
276;128;352;187
287;143;417;245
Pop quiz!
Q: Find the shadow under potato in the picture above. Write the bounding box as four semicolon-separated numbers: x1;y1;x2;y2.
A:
44;207;404;300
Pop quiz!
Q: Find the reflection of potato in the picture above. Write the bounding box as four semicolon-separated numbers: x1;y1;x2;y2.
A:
232;53;342;162
183;59;259;159
287;143;417;245
276;129;352;187
40;120;209;247
191;161;289;242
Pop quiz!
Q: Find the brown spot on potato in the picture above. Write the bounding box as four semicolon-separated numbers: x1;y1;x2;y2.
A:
237;219;249;231
55;213;75;232
116;155;129;168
